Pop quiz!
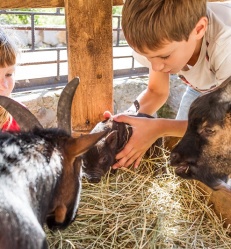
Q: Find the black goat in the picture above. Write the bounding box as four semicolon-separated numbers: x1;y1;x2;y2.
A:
82;108;163;183
170;76;231;191
0;78;108;249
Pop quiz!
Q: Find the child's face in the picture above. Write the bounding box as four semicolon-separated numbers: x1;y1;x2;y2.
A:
136;32;201;74
0;65;16;97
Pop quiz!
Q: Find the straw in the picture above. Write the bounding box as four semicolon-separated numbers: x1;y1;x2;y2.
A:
46;147;231;249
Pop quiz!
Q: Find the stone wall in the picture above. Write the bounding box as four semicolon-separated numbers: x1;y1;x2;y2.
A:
12;75;186;128
114;74;186;118
12;87;62;128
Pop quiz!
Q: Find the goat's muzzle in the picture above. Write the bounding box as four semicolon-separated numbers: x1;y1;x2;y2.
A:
46;205;77;230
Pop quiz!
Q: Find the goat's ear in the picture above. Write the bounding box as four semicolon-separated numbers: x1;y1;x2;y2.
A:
65;130;109;157
105;130;118;150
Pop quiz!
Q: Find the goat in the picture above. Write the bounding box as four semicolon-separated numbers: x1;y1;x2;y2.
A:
170;76;231;191
81;105;164;183
0;78;108;249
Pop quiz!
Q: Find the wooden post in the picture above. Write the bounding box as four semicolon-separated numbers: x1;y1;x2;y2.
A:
113;0;124;5
65;0;113;134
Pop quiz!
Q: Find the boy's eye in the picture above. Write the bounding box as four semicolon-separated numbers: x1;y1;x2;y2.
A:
161;55;170;60
6;73;13;77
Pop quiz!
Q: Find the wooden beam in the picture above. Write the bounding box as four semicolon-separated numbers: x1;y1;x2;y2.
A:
0;0;64;8
0;0;123;8
113;0;124;5
65;0;113;133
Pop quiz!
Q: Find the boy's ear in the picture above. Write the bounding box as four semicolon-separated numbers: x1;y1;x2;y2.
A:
194;16;208;39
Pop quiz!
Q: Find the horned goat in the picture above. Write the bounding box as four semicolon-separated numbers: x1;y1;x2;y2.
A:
0;78;108;249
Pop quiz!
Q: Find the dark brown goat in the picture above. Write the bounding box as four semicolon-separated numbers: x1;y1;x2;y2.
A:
170;76;231;191
0;78;108;249
82;112;163;183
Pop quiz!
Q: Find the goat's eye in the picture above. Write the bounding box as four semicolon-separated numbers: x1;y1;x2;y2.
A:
99;155;108;164
204;127;216;136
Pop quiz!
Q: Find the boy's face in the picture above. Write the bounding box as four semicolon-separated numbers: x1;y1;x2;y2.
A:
136;32;201;74
0;65;16;97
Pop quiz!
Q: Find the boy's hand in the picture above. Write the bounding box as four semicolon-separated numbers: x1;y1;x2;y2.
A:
103;110;113;119
111;114;161;169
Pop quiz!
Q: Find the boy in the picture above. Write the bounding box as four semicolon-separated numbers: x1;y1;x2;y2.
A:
108;0;231;169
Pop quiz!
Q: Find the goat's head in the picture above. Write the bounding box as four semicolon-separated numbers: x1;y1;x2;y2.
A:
170;77;231;191
45;130;108;230
82;112;163;183
0;78;108;230
81;118;130;183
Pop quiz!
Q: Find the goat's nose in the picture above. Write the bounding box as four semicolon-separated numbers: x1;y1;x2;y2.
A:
170;152;181;164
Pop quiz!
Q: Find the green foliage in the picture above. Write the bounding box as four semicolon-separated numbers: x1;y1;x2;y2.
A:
0;7;120;26
0;8;65;26
112;6;122;15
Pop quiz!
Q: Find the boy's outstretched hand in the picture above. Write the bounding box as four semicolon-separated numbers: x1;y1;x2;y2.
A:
103;111;162;169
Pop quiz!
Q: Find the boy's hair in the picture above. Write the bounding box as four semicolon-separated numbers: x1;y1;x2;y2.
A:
0;28;19;67
122;0;207;52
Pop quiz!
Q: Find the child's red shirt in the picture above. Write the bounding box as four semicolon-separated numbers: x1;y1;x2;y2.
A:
2;118;20;131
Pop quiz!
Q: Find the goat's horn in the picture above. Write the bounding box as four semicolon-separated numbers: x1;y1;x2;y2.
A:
0;96;42;131
57;77;80;135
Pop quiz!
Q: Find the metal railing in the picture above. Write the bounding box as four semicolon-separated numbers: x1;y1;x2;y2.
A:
0;9;148;91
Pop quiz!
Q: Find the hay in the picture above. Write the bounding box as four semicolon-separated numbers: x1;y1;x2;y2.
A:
47;148;231;249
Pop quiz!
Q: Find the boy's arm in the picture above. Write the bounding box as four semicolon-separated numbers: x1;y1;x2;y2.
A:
111;71;181;169
126;70;170;115
136;70;170;115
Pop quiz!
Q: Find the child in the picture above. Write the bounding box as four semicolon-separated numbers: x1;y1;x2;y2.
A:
0;28;20;131
108;0;231;169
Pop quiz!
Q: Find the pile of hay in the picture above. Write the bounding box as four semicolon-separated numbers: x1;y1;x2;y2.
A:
47;149;231;249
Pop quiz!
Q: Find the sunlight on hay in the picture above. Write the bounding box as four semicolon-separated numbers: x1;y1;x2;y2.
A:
47;147;231;249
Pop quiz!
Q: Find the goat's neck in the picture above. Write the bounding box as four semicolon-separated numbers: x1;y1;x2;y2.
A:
0;186;47;249
0;144;63;224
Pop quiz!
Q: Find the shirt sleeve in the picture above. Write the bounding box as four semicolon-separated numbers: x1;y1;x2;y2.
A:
2;118;20;131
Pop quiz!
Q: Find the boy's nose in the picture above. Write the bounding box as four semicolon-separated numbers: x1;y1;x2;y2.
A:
151;62;165;72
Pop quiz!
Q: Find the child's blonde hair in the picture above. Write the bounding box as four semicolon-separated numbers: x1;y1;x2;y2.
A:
122;0;207;53
0;29;19;130
0;29;19;67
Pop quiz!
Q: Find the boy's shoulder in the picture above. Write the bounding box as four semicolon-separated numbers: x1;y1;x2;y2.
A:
206;1;231;45
207;1;231;27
